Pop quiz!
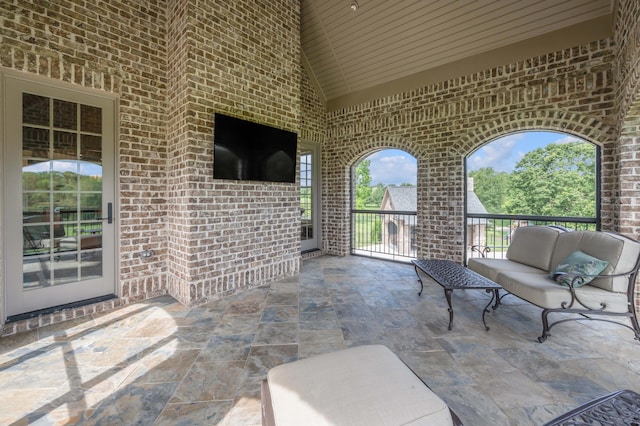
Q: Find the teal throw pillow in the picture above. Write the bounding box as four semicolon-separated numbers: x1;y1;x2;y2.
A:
550;250;608;288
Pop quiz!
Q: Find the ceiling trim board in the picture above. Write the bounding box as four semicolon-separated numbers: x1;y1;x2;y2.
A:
324;14;613;112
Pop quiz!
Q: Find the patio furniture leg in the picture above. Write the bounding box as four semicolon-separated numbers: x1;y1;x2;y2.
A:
538;309;551;343
482;289;500;331
414;264;424;296
444;288;454;330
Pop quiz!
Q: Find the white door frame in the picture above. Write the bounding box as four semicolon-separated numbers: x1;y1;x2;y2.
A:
1;70;118;319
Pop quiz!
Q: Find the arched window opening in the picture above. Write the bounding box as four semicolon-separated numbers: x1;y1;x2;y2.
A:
351;149;417;262
466;131;600;261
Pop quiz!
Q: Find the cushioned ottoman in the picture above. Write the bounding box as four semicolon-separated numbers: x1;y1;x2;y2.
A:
261;344;461;426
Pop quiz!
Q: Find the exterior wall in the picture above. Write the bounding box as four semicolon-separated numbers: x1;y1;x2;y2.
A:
323;40;617;263
616;0;640;237
164;0;301;306
1;0;639;333
614;0;640;310
0;0;169;334
0;0;302;334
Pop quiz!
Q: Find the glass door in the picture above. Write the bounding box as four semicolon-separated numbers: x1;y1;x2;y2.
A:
300;142;320;252
3;74;116;317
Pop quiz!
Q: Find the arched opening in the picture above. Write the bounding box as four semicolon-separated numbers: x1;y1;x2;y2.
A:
351;149;417;262
465;130;600;260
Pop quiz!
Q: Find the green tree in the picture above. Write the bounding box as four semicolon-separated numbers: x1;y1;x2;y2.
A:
504;142;596;217
368;183;386;208
355;160;372;209
469;167;510;213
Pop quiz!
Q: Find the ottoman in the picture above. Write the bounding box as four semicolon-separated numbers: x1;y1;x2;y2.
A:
261;344;461;425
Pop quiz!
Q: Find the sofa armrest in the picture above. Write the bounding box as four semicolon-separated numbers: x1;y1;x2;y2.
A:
552;270;637;290
470;244;491;258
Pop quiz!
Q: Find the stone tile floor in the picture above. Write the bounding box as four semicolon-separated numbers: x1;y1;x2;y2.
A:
2;255;640;425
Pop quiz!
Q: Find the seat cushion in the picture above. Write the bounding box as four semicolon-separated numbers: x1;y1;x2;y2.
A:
497;271;629;312
468;258;544;282
265;345;454;426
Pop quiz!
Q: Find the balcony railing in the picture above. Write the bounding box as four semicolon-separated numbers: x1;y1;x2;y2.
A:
351;209;416;262
466;213;598;261
350;211;597;264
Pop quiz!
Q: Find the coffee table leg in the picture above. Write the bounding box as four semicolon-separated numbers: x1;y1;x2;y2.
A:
482;289;499;331
444;288;454;330
414;265;424;296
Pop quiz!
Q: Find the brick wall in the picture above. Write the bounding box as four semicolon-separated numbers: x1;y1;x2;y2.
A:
165;0;302;306
0;0;169;333
0;0;303;334
323;40;618;262
616;0;640;238
613;0;640;309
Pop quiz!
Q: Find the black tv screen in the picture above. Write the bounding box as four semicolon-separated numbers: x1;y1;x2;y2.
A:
213;113;298;183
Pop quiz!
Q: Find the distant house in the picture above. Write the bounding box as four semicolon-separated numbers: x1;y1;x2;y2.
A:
466;179;489;252
380;186;417;255
380;182;488;255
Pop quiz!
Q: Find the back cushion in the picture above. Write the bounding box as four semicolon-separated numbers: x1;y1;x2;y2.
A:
550;231;584;270
552;231;640;292
506;226;564;271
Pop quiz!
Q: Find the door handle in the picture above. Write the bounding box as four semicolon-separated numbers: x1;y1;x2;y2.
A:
100;202;113;224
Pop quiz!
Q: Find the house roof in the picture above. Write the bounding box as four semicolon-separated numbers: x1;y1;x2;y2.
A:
381;186;488;221
467;192;488;215
301;0;613;110
467;191;489;225
383;186;416;211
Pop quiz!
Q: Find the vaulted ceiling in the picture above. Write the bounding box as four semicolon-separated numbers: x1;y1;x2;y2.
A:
300;0;614;111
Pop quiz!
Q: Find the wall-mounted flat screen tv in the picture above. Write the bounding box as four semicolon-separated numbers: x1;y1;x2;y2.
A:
213;113;298;183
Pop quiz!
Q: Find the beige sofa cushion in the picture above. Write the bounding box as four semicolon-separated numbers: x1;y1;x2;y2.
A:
506;226;564;271
497;270;629;312
468;258;545;282
551;231;640;292
266;345;454;426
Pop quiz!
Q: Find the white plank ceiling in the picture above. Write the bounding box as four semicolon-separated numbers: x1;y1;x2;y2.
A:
300;0;614;109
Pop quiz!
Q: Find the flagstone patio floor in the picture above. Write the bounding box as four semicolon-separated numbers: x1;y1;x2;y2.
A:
2;254;640;425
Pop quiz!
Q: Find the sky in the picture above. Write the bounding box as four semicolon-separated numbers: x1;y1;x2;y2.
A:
23;160;103;177
363;131;586;185
365;149;417;186
467;131;585;173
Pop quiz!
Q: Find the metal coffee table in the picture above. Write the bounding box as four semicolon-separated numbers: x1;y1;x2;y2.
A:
543;389;640;425
412;259;501;331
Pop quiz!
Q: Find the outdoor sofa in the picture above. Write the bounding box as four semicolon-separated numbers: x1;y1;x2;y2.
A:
468;225;640;342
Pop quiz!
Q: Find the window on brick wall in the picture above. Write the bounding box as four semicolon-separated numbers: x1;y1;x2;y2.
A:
465;131;600;261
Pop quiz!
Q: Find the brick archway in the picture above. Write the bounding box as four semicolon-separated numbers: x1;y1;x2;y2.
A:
454;110;614;156
322;136;420;257
455;109;616;232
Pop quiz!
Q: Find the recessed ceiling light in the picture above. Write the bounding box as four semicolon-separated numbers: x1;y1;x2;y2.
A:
350;2;358;12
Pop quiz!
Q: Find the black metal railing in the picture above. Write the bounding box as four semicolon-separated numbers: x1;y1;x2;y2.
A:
351;209;416;262
350;211;598;263
466;213;598;261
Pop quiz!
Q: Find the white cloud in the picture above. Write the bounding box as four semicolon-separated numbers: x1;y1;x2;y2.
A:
467;134;524;172
551;135;583;144
368;151;417;185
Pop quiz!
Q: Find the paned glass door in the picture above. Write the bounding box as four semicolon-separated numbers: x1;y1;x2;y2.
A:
4;74;116;317
300;142;320;252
